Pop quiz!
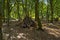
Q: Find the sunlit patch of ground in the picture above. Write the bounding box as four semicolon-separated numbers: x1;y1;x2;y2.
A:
43;27;60;37
2;21;60;40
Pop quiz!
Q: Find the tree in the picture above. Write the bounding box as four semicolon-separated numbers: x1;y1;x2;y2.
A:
6;0;12;26
25;0;29;17
54;0;60;21
50;0;54;23
40;0;44;20
16;0;21;21
2;0;5;22
35;0;43;30
46;0;49;22
0;0;3;40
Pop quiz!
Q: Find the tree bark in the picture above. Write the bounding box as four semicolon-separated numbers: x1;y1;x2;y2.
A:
35;0;42;30
6;0;10;26
0;0;3;40
46;0;49;22
50;0;54;23
25;0;29;17
16;0;21;21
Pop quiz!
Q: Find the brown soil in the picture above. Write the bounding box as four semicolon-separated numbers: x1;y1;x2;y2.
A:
2;20;60;40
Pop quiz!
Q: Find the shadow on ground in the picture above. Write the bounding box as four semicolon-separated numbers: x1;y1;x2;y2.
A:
2;21;60;40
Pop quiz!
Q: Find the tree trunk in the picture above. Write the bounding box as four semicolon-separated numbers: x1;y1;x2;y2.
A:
35;0;42;30
2;0;5;22
0;0;3;40
25;0;29;17
46;0;49;22
21;0;25;16
16;0;21;21
41;1;43;20
0;14;3;40
6;0;10;26
50;0;54;23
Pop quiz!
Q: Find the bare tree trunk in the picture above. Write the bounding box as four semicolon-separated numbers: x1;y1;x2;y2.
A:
35;0;43;30
46;0;49;22
22;0;29;17
0;0;3;40
50;0;54;23
7;0;10;26
2;0;5;22
41;1;43;20
16;0;21;21
25;0;29;17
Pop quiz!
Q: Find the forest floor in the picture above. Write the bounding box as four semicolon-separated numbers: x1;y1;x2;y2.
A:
2;20;60;40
